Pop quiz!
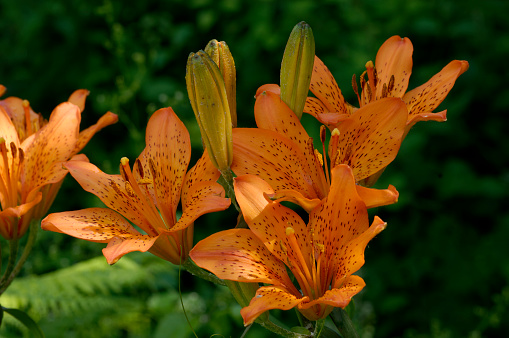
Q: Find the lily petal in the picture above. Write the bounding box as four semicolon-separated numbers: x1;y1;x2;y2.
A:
21;102;81;202
181;149;220;207
234;174;313;275
240;286;308;326
67;89;89;113
64;160;155;234
304;97;350;126
41;208;158;265
308;56;352;116
232;128;320;200
374;36;413;99
310;165;370;274
403;60;469;129
336;97;407;181
136;107;191;225
355;184;399;208
74;112;118;154
171;181;230;232
190;228;294;288
334;215;386;285
299;275;365;310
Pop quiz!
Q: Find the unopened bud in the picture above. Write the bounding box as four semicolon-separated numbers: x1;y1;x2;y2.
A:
186;51;233;172
205;39;237;127
280;21;315;120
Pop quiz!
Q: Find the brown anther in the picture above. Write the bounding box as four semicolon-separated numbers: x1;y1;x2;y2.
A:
110;180;124;195
381;83;388;98
119;162;128;182
314;149;323;167
373;67;378;86
366;85;373;102
352;74;359;96
124;181;137;198
135;158;144;178
9;142;17;159
387;75;395;94
18;148;24;164
319;125;327;144
148;158;158;179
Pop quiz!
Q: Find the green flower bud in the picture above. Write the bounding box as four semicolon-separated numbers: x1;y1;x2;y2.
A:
280;21;315;119
186;51;233;172
205;39;237;128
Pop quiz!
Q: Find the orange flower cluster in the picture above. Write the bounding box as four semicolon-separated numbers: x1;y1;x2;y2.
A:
0;88;117;240
36;25;467;331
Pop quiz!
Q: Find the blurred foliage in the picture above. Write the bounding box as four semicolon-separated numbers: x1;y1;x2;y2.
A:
1;0;508;337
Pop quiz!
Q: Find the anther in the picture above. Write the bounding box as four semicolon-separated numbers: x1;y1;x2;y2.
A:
135;158;144;178
387;75;395;94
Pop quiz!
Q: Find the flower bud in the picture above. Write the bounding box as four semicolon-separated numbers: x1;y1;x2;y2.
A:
186;50;233;172
280;21;315;120
205;39;237;127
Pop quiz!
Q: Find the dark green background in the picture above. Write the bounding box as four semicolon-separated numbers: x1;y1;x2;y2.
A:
1;0;507;336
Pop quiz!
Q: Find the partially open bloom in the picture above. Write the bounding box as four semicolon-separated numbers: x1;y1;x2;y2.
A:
191;165;385;325
229;89;404;208
0;88;117;239
304;36;469;134
42;107;230;264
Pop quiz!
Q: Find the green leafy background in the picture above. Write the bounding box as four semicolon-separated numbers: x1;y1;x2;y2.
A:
1;0;507;336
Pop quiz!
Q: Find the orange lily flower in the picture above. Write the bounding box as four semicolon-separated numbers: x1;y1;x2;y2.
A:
0;88;117;239
190;165;386;325
41;107;230;265
304;36;469;134
230;89;405;209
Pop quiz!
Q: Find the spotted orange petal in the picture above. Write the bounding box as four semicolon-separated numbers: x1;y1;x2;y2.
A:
304;97;350;126
74;112;118;154
240;286;308;326
299;275;365;310
135;107;191;225
234;174;313;276
308;56;352;116
64;161;155;235
190;228;294;288
181;148;220;207
170;181;230;232
403;60;469;129
335;97;407;181
41;207;158;264
67;89;89;113
232;128;321;200
309;165;370;278
333;215;386;286
374;36;413;99
0;192;42;239
355;184;399;208
21;102;81;202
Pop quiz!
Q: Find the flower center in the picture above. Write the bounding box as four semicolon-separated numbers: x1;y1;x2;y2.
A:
0;138;23;211
352;60;395;106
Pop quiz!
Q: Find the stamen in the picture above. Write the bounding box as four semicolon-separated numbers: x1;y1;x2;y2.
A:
328;128;340;170
387;75;395;95
365;61;376;102
320;125;330;186
352;74;361;107
22;100;33;136
135;158;144;178
381;83;388;98
285;226;314;298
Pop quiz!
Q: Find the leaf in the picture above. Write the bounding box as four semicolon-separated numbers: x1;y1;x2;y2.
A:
2;307;44;338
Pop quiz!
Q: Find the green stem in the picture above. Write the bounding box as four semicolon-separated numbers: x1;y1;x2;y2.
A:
0;220;39;295
257;318;309;338
329;308;359;338
181;259;225;286
218;168;240;212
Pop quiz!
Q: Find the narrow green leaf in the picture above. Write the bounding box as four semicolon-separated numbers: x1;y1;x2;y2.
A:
2;307;45;338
